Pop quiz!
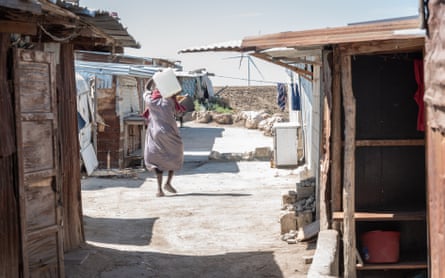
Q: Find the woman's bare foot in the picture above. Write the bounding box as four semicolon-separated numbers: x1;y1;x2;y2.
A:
156;191;165;197
164;183;177;193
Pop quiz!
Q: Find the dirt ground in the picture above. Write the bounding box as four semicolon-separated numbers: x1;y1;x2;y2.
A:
65;119;316;278
65;87;314;277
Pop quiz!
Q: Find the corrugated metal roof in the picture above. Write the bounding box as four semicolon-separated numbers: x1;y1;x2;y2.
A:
178;40;242;54
60;2;140;49
75;61;160;78
241;17;424;51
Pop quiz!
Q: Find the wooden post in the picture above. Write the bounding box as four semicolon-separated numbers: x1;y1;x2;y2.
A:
58;44;84;250
341;54;356;278
426;125;445;278
319;50;333;230
331;47;342;213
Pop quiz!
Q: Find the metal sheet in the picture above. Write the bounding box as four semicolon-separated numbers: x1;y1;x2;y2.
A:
81;143;98;176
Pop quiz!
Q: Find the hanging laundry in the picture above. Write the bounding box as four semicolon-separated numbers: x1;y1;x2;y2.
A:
413;59;424;131
291;83;301;111
179;77;196;97
201;75;215;98
277;83;287;111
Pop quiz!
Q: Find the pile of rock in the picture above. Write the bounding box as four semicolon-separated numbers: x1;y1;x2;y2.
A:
280;177;317;244
189;110;287;137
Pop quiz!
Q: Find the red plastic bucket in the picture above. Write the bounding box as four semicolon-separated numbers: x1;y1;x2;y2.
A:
360;230;400;263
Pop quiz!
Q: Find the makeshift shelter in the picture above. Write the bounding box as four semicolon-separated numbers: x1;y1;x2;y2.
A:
75;51;187;169
75;52;215;170
241;16;428;277
75;57;160;169
0;1;139;277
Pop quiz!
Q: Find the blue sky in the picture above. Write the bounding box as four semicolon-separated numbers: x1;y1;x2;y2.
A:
80;1;419;86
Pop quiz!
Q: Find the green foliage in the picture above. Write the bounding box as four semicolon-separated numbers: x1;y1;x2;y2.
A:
194;97;233;114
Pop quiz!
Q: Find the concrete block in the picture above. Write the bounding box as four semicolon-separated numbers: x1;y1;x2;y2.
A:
307;229;340;278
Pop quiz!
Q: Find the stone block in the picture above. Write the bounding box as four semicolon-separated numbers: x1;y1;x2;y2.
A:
280;212;296;235
254;147;272;160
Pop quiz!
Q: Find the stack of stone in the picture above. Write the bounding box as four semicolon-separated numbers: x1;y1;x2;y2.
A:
280;177;316;244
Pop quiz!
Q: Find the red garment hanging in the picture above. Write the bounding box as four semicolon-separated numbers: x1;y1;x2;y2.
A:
413;59;425;131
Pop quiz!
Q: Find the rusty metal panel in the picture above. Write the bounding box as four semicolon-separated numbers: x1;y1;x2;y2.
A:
14;48;64;278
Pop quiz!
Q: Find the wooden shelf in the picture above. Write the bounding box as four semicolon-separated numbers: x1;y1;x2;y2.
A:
355;139;424;147
357;260;427;270
332;211;426;221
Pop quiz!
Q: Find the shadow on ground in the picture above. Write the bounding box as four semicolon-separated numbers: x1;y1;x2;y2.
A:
83;216;158;246
65;243;290;278
180;126;224;155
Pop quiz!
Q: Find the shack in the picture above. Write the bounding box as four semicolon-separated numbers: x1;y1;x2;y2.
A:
0;1;139;277
241;16;428;277
74;53;165;169
75;52;215;170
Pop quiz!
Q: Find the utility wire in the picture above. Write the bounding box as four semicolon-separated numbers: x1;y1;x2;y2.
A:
213;74;288;85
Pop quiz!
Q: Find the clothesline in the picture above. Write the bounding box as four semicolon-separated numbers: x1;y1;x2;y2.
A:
213;74;292;85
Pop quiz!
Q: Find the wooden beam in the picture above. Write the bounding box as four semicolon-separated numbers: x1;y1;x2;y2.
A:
0;0;41;14
341;54;356;278
251;52;313;80
339;38;424;56
355;139;425;147
426;122;445;278
271;56;322;66
333;211;426;221
319;50;332;230
0;20;37;35
331;47;342;213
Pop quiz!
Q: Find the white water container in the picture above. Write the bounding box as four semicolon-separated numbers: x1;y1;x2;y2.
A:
153;68;182;98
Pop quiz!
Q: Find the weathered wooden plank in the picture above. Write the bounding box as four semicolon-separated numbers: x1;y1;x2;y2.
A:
14;48;64;278
251;52;313;80
426;126;445;278
355;139;425;147
331;47;342;213
0;33;20;278
58;44;84;252
341;54;356;278
332;211;426;221
356;261;428;270
0;0;41;14
24;169;57;182
25;178;56;231
20;113;55;121
424;2;445;277
319;50;332;230
0;156;20;278
27;225;59;241
21;121;55;173
0;33;16;157
0;20;37;35
339;38;424;56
